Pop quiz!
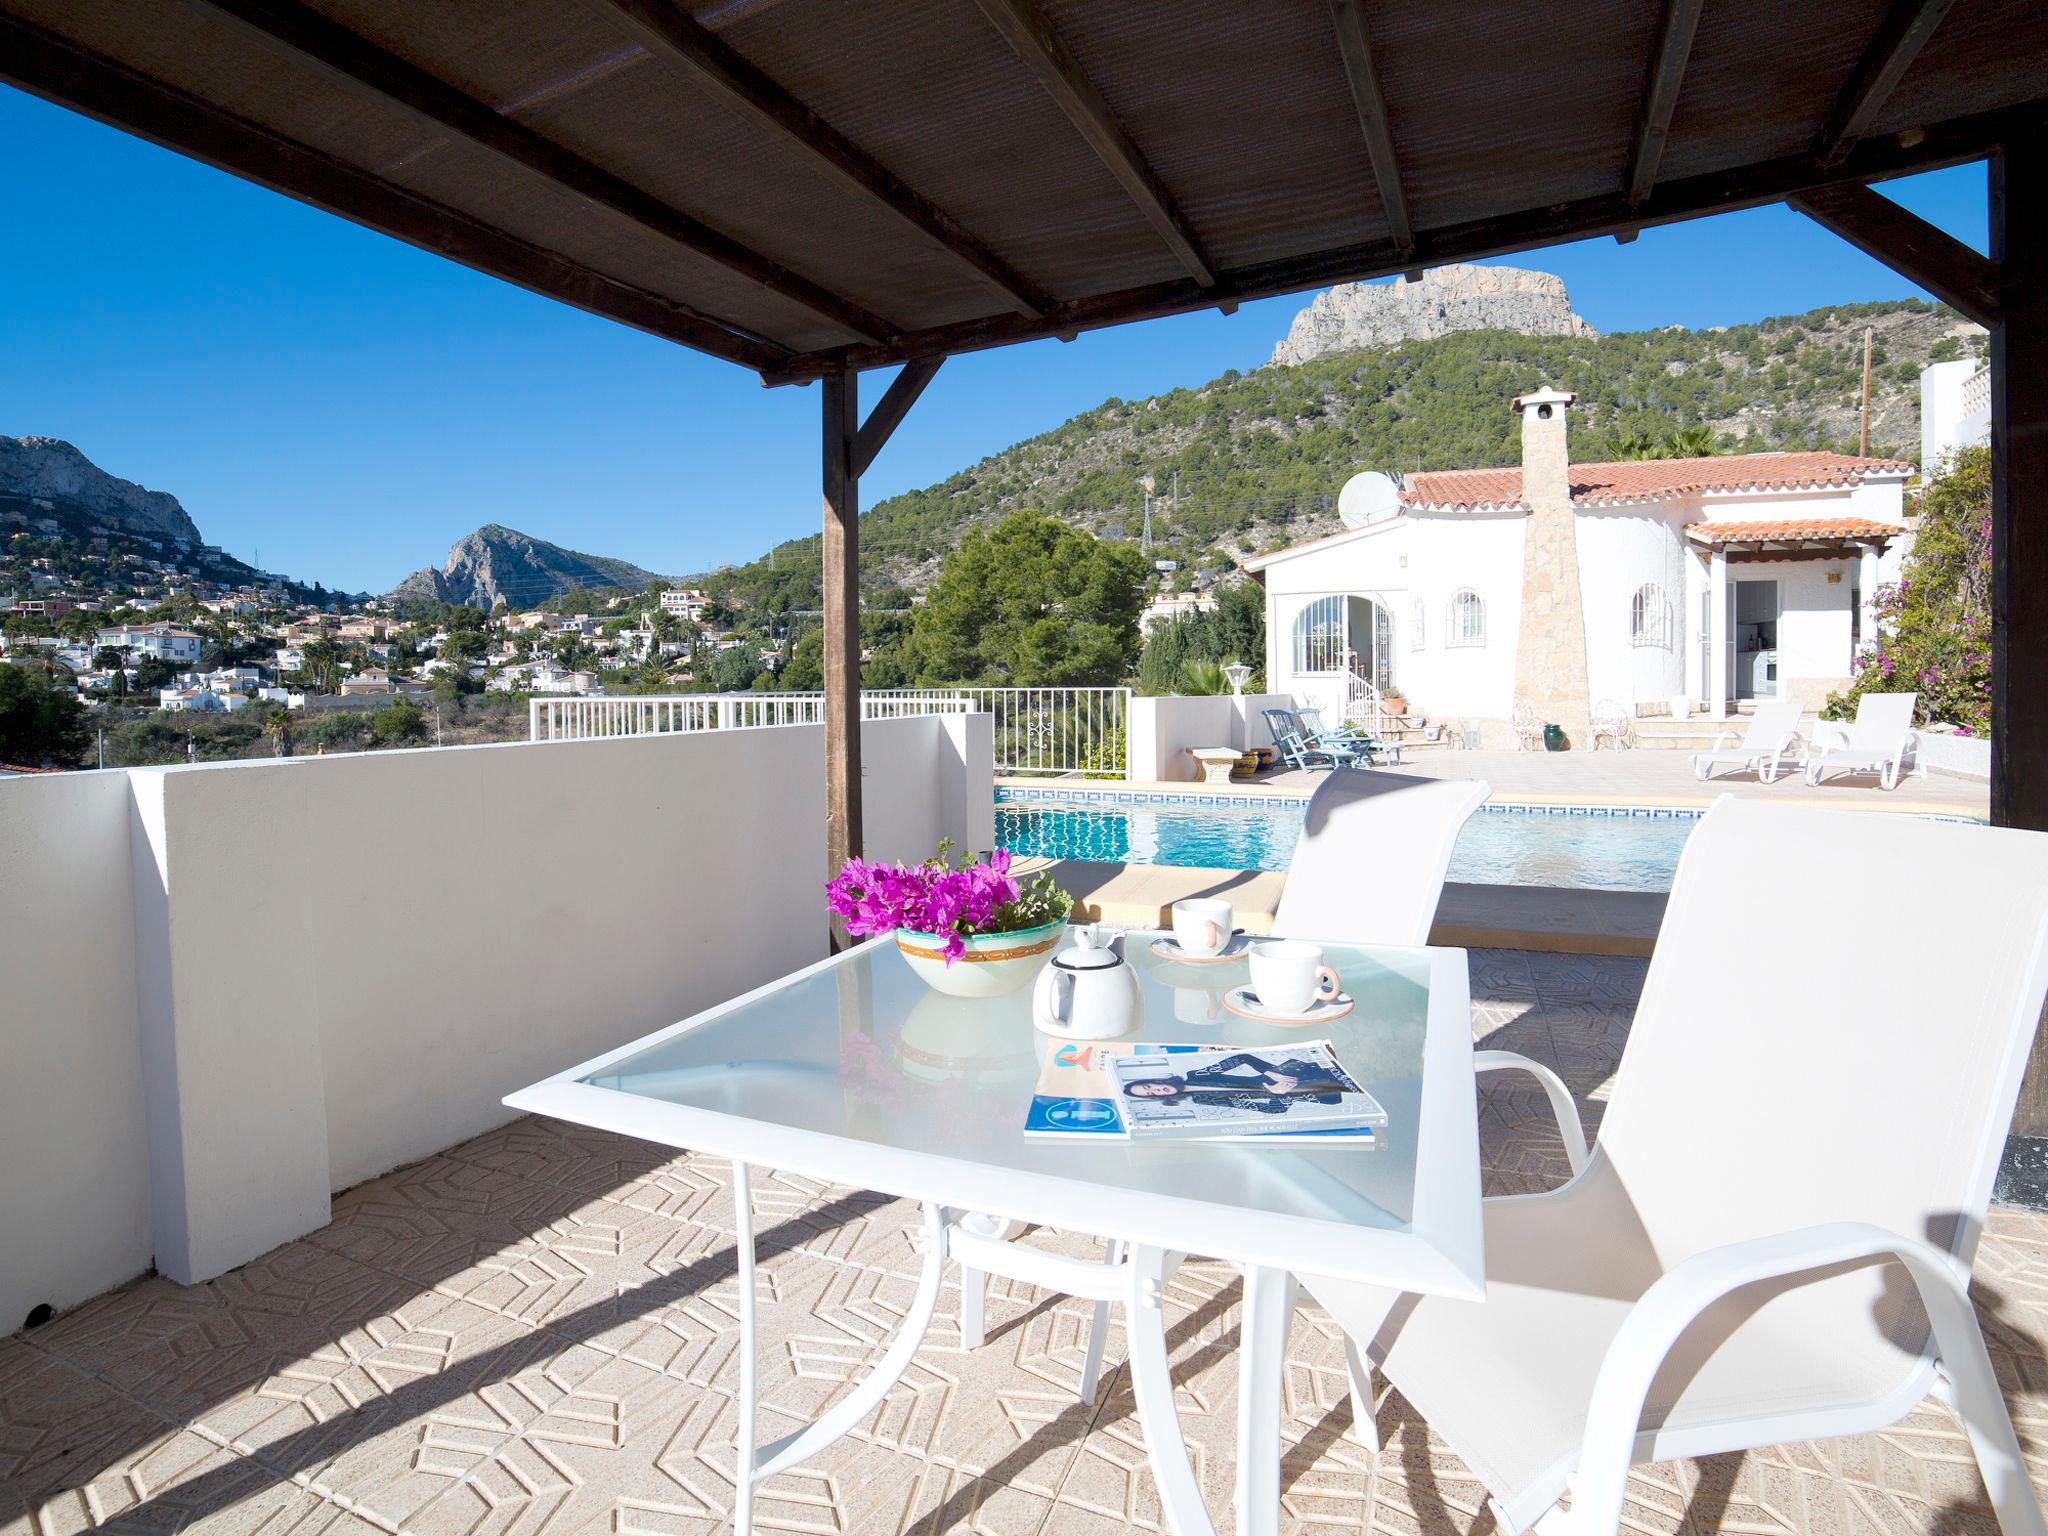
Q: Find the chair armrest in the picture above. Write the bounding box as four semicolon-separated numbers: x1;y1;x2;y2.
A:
1707;730;1739;752
1473;1050;1589;1176
1571;1224;2014;1536
1811;724;1850;755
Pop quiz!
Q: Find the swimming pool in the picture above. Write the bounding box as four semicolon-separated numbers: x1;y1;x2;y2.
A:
995;790;1699;891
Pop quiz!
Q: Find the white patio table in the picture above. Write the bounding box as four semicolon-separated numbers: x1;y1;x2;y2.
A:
505;928;1482;1536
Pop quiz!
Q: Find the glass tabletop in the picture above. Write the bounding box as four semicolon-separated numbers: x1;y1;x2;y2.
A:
580;929;1436;1235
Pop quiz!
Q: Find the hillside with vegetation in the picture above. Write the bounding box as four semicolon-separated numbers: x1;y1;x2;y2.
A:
698;296;1985;623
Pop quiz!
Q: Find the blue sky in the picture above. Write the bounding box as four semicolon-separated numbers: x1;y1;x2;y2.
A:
0;84;1989;595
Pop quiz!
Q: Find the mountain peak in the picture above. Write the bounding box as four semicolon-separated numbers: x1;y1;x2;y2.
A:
1268;264;1596;367
0;434;204;543
388;524;666;610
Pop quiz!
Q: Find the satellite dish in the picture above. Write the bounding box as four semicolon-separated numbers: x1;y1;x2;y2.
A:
1339;471;1402;529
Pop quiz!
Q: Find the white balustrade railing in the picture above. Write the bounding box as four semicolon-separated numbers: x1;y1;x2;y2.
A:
530;686;1131;777
1342;667;1386;741
1961;363;1990;419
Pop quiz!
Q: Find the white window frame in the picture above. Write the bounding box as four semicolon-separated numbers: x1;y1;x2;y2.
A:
1292;594;1348;675
1445;589;1487;649
1630;582;1673;649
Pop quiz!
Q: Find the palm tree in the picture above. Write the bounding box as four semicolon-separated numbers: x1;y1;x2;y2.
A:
1664;424;1719;458
1612;429;1663;460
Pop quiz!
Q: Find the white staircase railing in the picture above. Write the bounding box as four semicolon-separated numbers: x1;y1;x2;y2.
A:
1341;666;1386;741
529;686;1131;778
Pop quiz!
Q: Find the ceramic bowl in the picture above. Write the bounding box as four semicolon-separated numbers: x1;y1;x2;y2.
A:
894;920;1063;998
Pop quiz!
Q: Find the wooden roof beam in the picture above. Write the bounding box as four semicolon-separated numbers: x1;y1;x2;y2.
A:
592;0;1050;319
970;0;1217;287
1788;181;2000;325
852;357;944;479
1626;0;1707;205
1326;0;1415;267
183;0;900;344
0;11;789;374
764;98;2029;382
1816;0;1956;163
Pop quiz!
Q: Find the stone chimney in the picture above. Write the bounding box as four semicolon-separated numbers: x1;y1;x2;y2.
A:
1509;387;1592;744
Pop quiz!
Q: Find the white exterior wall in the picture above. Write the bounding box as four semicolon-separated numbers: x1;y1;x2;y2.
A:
0;715;991;1316
1258;513;1525;725
1921;358;1990;472
0;772;152;1332
1128;693;1293;778
1575;508;1687;709
1257;471;1908;721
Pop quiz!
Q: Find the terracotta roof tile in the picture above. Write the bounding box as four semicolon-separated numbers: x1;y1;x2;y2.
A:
1401;450;1911;511
1683;516;1901;545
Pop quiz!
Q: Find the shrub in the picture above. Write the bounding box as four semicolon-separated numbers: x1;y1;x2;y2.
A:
1823;446;1989;733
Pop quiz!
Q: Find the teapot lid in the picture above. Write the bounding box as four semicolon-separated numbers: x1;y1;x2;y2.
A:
1052;947;1123;971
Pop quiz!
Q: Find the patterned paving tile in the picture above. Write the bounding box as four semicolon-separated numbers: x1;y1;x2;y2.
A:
16;949;2048;1536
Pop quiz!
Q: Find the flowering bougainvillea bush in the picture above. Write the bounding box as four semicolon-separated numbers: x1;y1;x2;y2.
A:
1824;445;1990;736
826;839;1071;962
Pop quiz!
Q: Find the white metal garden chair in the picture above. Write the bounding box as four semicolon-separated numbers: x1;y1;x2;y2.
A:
1297;797;2048;1536
1806;690;1919;789
1690;699;1804;782
1588;699;1636;751
1512;694;1546;751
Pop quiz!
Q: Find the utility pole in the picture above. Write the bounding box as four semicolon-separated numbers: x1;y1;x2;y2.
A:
1860;327;1873;458
1139;475;1155;551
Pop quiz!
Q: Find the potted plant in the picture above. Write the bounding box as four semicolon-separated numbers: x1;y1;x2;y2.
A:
827;841;1072;998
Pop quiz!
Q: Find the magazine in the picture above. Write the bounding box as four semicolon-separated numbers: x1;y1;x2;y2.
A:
1023;1039;1383;1145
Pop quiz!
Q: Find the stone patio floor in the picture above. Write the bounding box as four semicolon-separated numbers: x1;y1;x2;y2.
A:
7;950;2045;1536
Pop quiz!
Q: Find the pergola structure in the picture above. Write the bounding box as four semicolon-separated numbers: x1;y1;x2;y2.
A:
4;0;2045;1105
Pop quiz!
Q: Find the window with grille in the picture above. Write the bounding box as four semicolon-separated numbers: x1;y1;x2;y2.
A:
1292;595;1347;674
1630;582;1672;648
1445;589;1486;648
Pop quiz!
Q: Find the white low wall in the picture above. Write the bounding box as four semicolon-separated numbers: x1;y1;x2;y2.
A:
0;713;992;1324
1915;729;1992;781
1128;693;1294;781
0;772;152;1330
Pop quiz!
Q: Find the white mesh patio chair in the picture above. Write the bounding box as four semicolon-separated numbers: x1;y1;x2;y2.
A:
1691;699;1805;783
954;769;1490;1535
1806;691;1919;789
1296;797;2048;1536
1273;767;1490;945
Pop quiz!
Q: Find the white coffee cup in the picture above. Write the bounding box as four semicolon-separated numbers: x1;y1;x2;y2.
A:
1248;939;1341;1016
1170;897;1233;957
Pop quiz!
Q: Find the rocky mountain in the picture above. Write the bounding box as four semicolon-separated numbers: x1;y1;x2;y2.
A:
0;435;204;543
702;293;1984;617
1268;263;1596;366
389;524;665;609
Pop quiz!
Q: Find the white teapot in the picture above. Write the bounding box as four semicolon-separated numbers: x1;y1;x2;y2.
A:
1032;925;1144;1040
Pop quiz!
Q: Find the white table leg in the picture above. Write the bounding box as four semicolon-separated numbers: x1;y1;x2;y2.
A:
728;1162;946;1532
1079;1238;1123;1405
1343;1335;1378;1452
1127;1244;1214;1536
731;1161;758;1536
1235;1265;1295;1536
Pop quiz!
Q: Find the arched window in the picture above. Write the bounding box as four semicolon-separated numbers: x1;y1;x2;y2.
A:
1630;582;1672;648
1292;595;1347;674
1410;596;1427;650
1445;589;1486;648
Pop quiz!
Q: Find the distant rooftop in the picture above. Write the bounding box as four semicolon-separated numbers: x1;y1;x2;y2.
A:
1401;450;1914;513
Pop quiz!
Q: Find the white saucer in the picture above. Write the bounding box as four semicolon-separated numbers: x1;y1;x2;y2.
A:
1149;933;1254;965
1221;985;1356;1025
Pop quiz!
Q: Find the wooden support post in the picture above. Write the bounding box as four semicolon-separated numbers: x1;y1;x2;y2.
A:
1991;135;2048;1142
822;363;861;943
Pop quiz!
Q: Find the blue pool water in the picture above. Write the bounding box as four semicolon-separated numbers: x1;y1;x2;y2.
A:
995;796;1697;891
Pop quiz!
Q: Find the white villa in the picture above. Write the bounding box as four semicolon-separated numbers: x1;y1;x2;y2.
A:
1245;386;1913;742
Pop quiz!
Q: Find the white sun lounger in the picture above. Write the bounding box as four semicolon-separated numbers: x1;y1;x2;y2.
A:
1805;690;1918;790
1690;700;1805;783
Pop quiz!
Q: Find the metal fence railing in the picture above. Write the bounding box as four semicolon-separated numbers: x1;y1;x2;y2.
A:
529;686;1131;778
